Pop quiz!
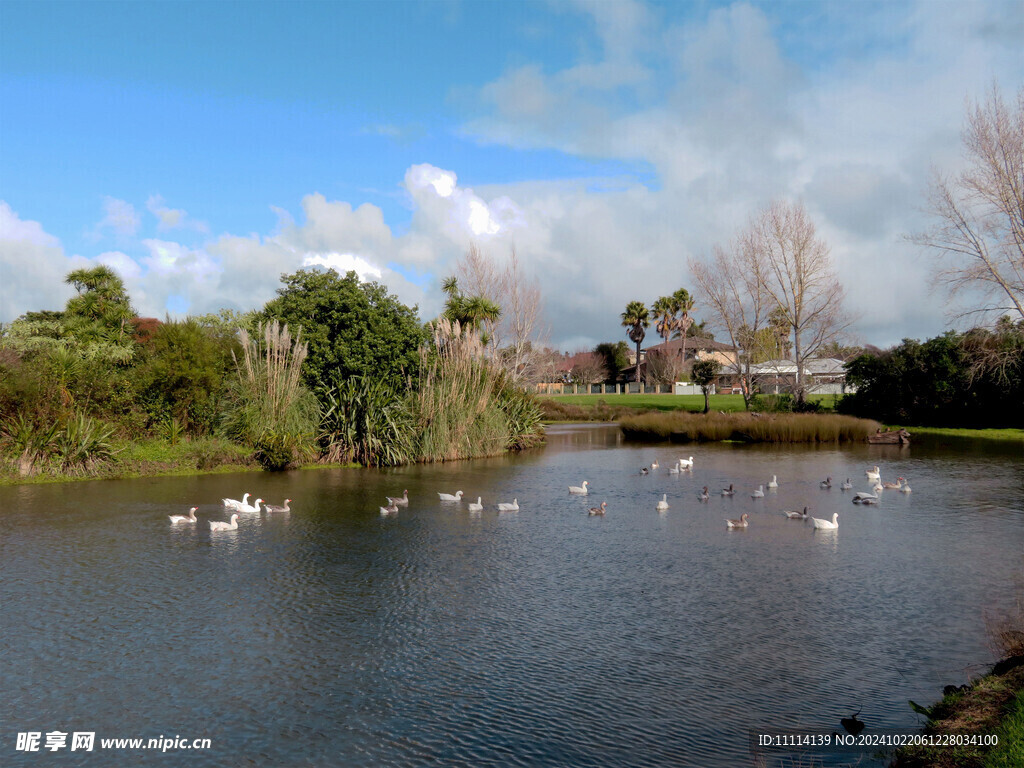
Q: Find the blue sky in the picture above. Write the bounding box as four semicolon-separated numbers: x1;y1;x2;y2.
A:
2;0;1023;349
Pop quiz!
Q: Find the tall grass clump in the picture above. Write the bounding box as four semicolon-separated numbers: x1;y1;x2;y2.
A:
319;376;414;466
224;320;319;469
620;411;881;443
413;319;542;462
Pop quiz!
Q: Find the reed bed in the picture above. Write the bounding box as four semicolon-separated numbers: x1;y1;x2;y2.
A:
619;411;881;443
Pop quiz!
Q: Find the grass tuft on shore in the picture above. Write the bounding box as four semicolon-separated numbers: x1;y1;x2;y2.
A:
619;411;880;443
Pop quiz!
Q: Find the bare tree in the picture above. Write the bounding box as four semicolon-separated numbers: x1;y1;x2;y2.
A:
645;349;683;387
689;226;769;409
569;352;608;387
752;200;849;404
456;244;547;381
915;85;1024;322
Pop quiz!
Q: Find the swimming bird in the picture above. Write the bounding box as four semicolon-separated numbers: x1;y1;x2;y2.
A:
866;466;881;481
767;475;778;489
222;492;249;510
840;478;852;490
751;485;765;498
852;491;877;503
872;481;884;493
209;513;239;532
841;710;866;736
859;496;880;505
588;502;607;516
438;491;464;502
264;499;291;512
497;499;519;511
169;507;198;524
568;480;590;495
468;497;484;512
379;504;398;516
783;507;809;520
668;462;680;474
640;467;649;476
656;494;669;511
680;456;694;468
238;498;263;513
726;513;750;529
386;490;409;506
698;486;710;501
811;512;839;530
721;484;735;497
883;477;904;490
899;480;912;493
820;477;832;489
651;460;659;470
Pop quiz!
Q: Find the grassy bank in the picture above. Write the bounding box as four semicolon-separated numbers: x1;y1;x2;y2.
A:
0;436;259;485
540;393;840;421
893;662;1024;767
618;410;880;443
888;426;1024;445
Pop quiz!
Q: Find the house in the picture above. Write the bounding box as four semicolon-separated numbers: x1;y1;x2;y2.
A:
641;337;740;372
747;358;850;394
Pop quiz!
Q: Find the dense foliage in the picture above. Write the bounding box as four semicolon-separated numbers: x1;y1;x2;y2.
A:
1;265;543;479
838;322;1024;427
259;269;427;391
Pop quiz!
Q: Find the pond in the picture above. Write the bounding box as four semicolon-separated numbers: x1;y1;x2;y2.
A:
2;424;1022;767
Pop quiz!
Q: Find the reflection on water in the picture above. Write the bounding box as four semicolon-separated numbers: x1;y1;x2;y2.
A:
1;424;1022;767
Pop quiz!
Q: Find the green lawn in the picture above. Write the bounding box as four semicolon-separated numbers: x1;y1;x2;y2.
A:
541;393;840;413
889;426;1024;444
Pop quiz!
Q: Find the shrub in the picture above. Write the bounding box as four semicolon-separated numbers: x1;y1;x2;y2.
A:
318;376;414;466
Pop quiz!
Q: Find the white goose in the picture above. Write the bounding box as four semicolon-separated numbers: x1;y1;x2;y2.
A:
568;481;590;495
238;497;263;513
751;485;765;498
668;462;681;474
783;507;808;520
438;491;464;502
726;513;749;529
222;492;249;510
169;507;198;524
767;475;778;489
651;460;659;470
872;481;884;493
679;456;694;468
866;466;881;481
386;490;409;506
264;499;291;512
656;494;669;511
210;513;239;532
811;512;839;530
852;492;879;505
899;480;912;493
497;499;519;511
840;478;853;490
379;504;398;516
588;502;607;516
468;497;484;512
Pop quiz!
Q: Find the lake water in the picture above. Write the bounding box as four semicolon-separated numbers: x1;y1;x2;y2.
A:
1;424;1022;767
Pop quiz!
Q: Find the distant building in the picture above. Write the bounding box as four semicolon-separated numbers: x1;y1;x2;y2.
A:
748;358;851;394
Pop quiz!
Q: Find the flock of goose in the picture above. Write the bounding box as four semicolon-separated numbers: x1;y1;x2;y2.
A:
167;463;911;533
167;492;292;531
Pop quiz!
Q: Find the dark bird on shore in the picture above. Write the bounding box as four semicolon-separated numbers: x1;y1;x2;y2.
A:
840;710;865;736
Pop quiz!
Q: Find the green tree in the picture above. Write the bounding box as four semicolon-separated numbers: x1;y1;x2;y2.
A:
621;301;650;384
594;341;630;379
260;269;427;391
691;358;721;413
63;265;136;345
441;276;502;342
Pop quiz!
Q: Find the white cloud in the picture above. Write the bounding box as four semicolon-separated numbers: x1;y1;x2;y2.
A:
95;196;140;238
302;252;383;281
146;195;208;233
0;202;74;320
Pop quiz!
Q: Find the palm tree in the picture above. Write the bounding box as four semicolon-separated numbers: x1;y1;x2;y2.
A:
652;296;675;346
441;276;501;344
621;301;650;384
670;287;695;370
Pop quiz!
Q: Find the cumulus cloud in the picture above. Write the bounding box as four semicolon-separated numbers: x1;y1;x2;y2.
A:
0;202;75;320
